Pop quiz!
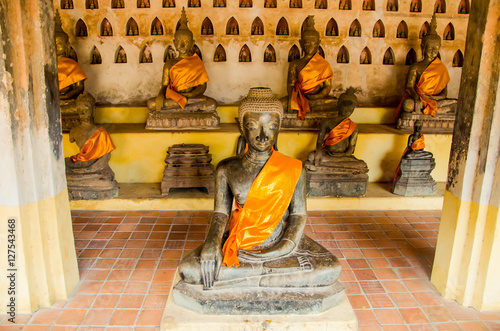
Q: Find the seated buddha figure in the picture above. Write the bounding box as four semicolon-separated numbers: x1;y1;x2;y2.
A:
175;88;342;315
55;10;95;132
395;14;456;119
403;121;433;159
280;16;334;120
146;8;217;129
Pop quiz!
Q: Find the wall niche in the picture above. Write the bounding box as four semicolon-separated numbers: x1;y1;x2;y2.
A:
453;50;463;67
276;17;289;36
434;0;445;13
61;0;73;9
419;21;430;39
373;20;385;38
86;0;98;9
226;17;239;35
69;47;78;62
188;0;201;7
202;17;214;35
137;0;150;8
264;44;276;62
410;0;421;12
115;46;127;63
349;19;361;37
140;46;153;63
444;23;455;40
363;0;375;10
288;45;300;62
290;0;302;8
315;0;327;9
240;0;252;7
405;48;417;65
214;44;226;62
112;0;125;8
101;18;113;36
397;21;408;38
151;18;163;35
325;18;338;36
126;18;139;36
213;0;225;7
337;46;349;63
339;0;351;10
163;0;175;7
193;45;202;60
360;47;372;64
252;17;264;35
386;0;398;11
265;0;277;7
458;0;469;13
164;45;176;62
383;47;395;65
239;45;252;62
90;46;102;64
76;19;88;37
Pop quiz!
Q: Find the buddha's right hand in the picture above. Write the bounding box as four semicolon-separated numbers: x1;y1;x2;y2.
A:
200;241;222;290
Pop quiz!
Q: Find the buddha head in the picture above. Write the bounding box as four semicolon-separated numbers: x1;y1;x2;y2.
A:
55;10;70;59
414;120;424;134
337;88;358;117
174;8;195;56
300;16;320;57
239;88;283;152
421;14;441;60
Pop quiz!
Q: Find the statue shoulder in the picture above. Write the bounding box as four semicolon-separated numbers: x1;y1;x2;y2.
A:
216;155;243;173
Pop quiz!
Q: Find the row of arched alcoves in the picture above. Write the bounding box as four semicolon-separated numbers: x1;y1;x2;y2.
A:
76;16;457;41
80;44;464;67
61;0;470;13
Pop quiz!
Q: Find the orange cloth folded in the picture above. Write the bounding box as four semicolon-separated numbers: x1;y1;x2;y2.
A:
322;118;357;148
222;151;302;268
290;54;333;120
393;135;425;182
71;127;116;163
394;58;450;118
57;57;87;91
165;54;210;109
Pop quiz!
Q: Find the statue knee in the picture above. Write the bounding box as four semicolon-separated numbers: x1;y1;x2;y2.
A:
402;98;414;113
178;258;202;285
147;98;156;110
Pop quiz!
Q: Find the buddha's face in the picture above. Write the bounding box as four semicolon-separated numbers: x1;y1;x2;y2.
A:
55;35;69;58
300;33;320;57
242;112;280;153
174;32;194;55
338;101;355;117
422;39;440;60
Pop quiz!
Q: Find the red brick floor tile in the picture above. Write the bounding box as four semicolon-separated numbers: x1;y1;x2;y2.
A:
135;260;158;269
348;259;371;269
367;294;395;308
354;269;378;281
142;295;168;309
148;282;172;295
85;270;110;281
408;324;435;330
373;268;399;280
403;279;432;292
119;249;143;259
29;309;62;325
399;308;430;324
369;258;391;268
51;327;79;331
355;309;379;326
412;292;442;306
22;326;52;331
117;294;145;309
54;309;87;325
107;270;132;281
81;309;113;326
390;293;419;308
130;270;155;281
100;281;127;294
374;308;405;325
348;295;370;309
339;270;356;282
123;281;149;294
153;269;176;282
136;310;164;326
66;294;95;309
343;281;362;295
434;322;463;330
381;280;408;293
459;321;490;331
92;294;119;309
113;259;137;269
382;326;410;331
76;281;103;294
360;281;386;294
109;310;139;326
421;306;454;323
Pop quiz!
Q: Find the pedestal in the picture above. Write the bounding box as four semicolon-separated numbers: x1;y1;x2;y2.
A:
396;112;456;133
392;157;437;196
67;166;119;200
281;111;336;129
146;111;220;130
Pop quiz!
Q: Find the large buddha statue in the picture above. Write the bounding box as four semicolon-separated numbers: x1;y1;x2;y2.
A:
305;88;369;197
173;88;344;315
395;14;457;132
146;8;219;129
55;10;95;132
280;16;334;128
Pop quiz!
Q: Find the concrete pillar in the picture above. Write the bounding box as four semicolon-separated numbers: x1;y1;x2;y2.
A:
0;0;79;314
431;0;500;311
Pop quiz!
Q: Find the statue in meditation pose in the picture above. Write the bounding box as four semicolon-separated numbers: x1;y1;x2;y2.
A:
395;14;457;132
146;8;219;129
305;88;369;197
174;88;344;315
55;10;95;131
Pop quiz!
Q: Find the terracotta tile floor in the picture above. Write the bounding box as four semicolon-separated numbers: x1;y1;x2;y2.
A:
1;210;500;330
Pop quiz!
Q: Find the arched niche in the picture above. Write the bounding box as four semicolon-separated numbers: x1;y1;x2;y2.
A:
410;0;421;12
397;21;408;38
69;47;78;62
301;17;313;33
164;45;176;62
288;45;300;62
76;19;88;37
383;47;395;65
444;23;455;40
458;0;469;14
318;46;325;58
264;0;277;7
86;0;98;9
214;44;226;62
290;0;302;8
453;50;464;67
202;17;214;35
163;0;175;7
360;47;372;64
434;0;445;13
112;0;125;8
325;18;338;36
373;20;385;37
137;0;150;8
213;0;225;7
386;0;398;11
315;0;327;9
140;45;153;63
363;0;375;10
193;45;202;60
419;21;430;39
100;18;113;36
126;18;139;36
264;44;276;62
339;0;351;9
337;46;349;63
239;45;252;62
226;17;239;35
240;0;252;7
252;17;264;35
151;18;164;35
61;0;74;9
405;48;417;65
276;17;289;36
90;46;102;64
188;0;201;7
115;46;127;63
349;19;361;37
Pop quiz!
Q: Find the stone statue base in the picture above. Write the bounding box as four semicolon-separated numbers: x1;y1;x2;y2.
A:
397;111;456;133
161;144;215;196
282;111;337;129
305;155;369;197
66;165;119;200
392;157;437;196
146;111;220;130
60;93;95;132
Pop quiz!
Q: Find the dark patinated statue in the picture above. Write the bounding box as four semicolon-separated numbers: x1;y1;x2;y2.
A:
305;88;369;197
174;88;343;315
146;8;219;129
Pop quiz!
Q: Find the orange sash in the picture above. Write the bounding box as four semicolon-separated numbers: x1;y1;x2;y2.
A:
57;57;87;91
165;54;209;109
290;54;333;120
322;118;357;148
222;151;302;267
394;58;450;117
71;127;116;163
393;135;425;181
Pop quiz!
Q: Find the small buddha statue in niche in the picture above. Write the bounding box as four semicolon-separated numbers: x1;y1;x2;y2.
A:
146;8;218;129
55;10;95;132
395;14;457;132
174;88;343;315
280;16;334;120
404;121;433;159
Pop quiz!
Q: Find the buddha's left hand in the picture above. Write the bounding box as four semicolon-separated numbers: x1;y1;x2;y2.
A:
239;239;295;261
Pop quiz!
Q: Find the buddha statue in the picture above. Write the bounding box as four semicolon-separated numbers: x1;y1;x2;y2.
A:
395;14;457;132
305;88;369;197
55;10;95;132
280;16;334;128
173;88;344;315
65;110;119;200
146;8;219;129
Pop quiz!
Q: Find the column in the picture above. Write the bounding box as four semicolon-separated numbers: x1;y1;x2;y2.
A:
0;0;79;313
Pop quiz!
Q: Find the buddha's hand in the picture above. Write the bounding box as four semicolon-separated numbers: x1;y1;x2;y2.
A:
200;241;222;289
414;100;424;113
239;238;296;262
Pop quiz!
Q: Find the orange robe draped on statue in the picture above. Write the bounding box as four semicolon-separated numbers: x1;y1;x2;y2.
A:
71;127;116;163
290;54;333;120
322;118;357;148
394;58;450;117
57;57;87;91
393;135;425;181
221;151;303;268
165;54;210;109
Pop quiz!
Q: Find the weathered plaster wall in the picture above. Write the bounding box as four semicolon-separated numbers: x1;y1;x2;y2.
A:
55;0;468;106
